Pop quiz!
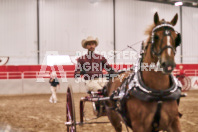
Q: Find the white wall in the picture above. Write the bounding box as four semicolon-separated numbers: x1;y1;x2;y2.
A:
0;0;37;65
0;0;198;65
115;0;181;64
0;77;197;95
39;0;114;64
182;6;198;64
0;78;87;95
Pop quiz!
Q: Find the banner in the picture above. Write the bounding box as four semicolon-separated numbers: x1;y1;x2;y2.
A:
191;77;198;89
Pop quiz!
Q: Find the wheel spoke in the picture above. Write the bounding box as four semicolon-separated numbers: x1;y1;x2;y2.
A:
66;86;76;132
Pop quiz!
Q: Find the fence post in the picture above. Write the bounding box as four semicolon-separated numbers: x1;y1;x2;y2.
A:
21;72;24;94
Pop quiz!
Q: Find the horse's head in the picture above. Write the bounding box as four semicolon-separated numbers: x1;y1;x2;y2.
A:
149;12;181;74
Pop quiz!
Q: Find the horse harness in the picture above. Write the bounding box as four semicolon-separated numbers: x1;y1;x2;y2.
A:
107;22;182;131
108;65;182;130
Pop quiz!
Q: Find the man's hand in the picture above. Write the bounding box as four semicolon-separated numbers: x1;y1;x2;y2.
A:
108;69;116;74
80;70;86;75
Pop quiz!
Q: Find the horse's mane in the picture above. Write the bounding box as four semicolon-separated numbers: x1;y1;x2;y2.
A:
144;23;155;36
143;23;155;48
144;19;169;36
143;19;171;50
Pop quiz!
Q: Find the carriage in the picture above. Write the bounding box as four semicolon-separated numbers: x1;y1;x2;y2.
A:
65;83;123;132
65;72;187;132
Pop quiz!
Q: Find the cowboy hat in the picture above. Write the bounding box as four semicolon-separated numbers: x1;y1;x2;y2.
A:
81;36;99;49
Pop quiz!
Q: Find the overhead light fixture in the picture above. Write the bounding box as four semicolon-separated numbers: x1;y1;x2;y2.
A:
89;0;99;4
175;1;183;6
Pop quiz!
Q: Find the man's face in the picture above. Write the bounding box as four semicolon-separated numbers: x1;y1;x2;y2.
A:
86;41;96;52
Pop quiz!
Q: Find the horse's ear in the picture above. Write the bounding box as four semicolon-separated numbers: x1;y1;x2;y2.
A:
154;12;159;25
171;13;178;26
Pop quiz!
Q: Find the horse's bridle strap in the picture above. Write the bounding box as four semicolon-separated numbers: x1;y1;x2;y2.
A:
150;23;177;57
152;23;174;32
151;45;176;57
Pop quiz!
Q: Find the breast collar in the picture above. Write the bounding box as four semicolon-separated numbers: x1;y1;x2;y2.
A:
125;61;182;101
113;59;182;129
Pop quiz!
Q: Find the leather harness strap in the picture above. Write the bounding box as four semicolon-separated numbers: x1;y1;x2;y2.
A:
151;101;162;132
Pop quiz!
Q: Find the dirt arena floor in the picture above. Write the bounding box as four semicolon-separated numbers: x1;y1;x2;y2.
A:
0;90;198;132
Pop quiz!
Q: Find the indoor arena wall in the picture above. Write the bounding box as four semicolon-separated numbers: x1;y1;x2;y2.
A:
115;0;181;64
0;0;37;65
0;0;198;65
0;64;198;95
182;6;198;63
0;78;87;95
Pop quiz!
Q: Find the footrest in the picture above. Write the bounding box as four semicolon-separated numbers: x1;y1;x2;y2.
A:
65;122;73;126
180;93;187;97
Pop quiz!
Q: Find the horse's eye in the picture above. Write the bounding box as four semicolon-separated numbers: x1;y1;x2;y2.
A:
154;35;159;40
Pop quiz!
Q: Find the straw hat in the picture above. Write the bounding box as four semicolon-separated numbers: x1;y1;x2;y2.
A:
81;36;99;49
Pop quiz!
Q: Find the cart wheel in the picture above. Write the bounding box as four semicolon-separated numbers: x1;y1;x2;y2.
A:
181;76;191;91
66;86;76;132
80;100;84;123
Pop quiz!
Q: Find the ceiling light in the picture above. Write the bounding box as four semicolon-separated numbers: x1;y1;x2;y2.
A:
89;0;99;4
175;1;183;6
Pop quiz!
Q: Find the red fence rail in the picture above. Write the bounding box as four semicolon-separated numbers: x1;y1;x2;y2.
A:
0;64;198;79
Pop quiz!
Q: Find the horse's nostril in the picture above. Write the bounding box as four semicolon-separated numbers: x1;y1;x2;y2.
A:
161;62;166;67
167;66;173;71
161;61;175;73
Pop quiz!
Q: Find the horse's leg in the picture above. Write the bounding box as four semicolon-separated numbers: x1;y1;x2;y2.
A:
106;106;122;132
167;117;181;132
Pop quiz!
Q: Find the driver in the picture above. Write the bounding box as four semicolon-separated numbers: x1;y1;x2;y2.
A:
74;36;115;92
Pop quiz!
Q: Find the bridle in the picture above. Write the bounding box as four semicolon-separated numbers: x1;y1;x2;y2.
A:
149;23;178;58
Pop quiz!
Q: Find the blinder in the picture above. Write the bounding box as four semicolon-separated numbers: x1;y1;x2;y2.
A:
175;32;181;47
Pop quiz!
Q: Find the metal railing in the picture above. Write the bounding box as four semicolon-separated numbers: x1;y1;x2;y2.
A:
184;70;198;76
0;70;197;80
0;71;72;79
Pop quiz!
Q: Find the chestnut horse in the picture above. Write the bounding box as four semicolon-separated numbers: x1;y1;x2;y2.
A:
105;12;182;132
